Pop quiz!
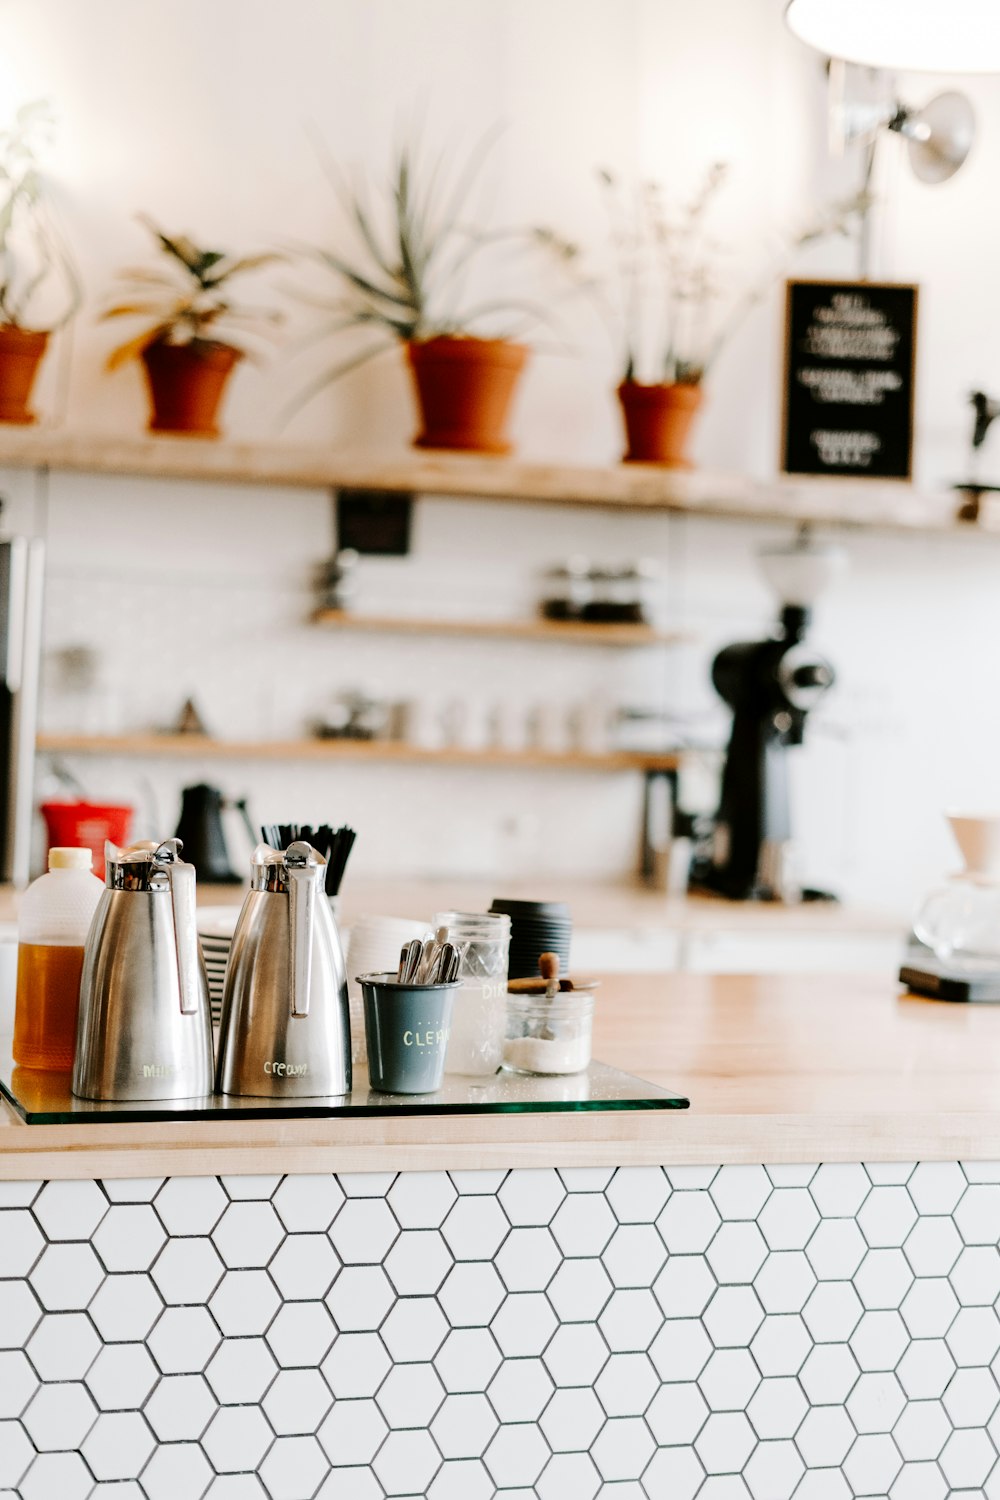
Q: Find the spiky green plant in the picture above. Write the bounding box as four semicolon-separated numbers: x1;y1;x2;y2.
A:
0;100;80;331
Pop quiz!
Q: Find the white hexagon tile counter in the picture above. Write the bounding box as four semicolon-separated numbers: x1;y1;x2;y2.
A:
4;1163;1000;1497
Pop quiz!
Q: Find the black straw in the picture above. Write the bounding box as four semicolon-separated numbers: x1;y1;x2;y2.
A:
259;822;357;896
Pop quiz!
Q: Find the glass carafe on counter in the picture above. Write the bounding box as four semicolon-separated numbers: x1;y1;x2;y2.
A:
914;814;1000;970
435;910;510;1076
13;847;103;1070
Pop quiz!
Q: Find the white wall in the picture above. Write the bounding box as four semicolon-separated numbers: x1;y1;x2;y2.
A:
0;0;997;911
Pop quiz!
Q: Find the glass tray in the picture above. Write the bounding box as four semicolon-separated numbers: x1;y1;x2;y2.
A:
0;1049;689;1126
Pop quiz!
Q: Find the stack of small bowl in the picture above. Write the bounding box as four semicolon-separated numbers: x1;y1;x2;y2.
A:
489;898;572;980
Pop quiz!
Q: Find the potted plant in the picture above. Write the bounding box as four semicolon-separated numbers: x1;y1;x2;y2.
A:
288;134;580;454
0;101;80;424
598;166;865;467
102;219;281;437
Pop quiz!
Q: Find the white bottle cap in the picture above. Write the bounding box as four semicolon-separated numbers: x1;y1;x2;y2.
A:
48;847;94;871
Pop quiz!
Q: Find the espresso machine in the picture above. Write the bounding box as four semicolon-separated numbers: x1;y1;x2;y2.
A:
692;534;844;902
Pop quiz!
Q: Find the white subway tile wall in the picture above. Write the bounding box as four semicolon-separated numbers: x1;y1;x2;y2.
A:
2;1164;1000;1497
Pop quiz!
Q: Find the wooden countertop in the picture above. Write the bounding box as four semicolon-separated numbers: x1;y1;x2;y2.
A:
0;973;993;1180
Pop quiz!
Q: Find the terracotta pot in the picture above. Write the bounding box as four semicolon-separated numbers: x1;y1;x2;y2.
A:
0;327;49;425
618;379;704;467
406;336;528;455
140;340;242;437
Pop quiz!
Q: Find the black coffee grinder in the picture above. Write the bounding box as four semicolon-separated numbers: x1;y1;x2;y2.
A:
692;534;844;902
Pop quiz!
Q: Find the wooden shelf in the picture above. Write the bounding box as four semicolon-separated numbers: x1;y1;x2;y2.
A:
36;732;680;774
0;426;981;533
311;610;684;647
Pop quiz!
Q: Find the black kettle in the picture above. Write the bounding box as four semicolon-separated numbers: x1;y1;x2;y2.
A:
174;784;254;884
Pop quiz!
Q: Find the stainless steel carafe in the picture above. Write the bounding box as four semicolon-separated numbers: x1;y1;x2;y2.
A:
216;841;351;1098
73;839;213;1101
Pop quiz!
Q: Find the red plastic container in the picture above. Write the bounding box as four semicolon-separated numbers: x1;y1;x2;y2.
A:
40;802;133;879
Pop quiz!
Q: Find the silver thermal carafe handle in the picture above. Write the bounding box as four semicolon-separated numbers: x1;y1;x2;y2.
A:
286;840;317;1018
156;840;200;1016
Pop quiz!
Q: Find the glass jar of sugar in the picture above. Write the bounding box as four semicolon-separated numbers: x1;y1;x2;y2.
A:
502;988;595;1076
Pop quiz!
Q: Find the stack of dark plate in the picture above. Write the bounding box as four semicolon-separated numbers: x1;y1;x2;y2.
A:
489;898;572;980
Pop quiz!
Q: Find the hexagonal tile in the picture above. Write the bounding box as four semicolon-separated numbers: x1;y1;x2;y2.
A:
438;1261;505;1327
0;1208;43;1277
908;1162;966;1215
205;1334;278;1404
141;1441;212;1500
956;1184;1000;1246
81;1410;155;1480
749;1314;810;1376
603;1165;674;1227
889;1459;947;1500
23;1380;97;1450
151;1237;224;1305
449;1169;509;1195
209;1268;281;1336
25;1311;99;1379
799;1342;860;1405
0;1349;37;1419
427;1457;494;1500
743;1439;803;1499
601;1223;668;1290
536;1452;601;1500
317;1395;388;1465
260;1434;330;1499
85;1342;157;1411
0;1281;41;1350
0;1418;32;1487
746;1376;807;1440
851;1308;910;1371
900;1277;959;1339
202;1404;274;1473
93;1204;166;1272
944;1364;1000;1427
758;1188;819;1252
694;1410;757;1475
498;1168;565;1227
700;1347;762;1412
704;1285;765;1347
709;1165;771;1222
754;1251;816;1314
806;1217;867;1281
796;1403;856;1466
18;1451;93;1500
148;1305;220;1375
220;1174;281;1200
430;1391;498;1458
549;1193;616;1258
383;1229;452;1296
434;1327;503;1393
846;1370;906;1434
322;1329;390;1399
325;1264;394;1332
492;1291;558;1357
273;1174;345;1233
32;1179;107;1240
485;1356;553;1422
373;1429;441;1497
802;1281;863;1342
558;1168;615;1192
203;1478;270;1500
653;1254;716;1320
88;1275;161;1344
0;1180;40;1208
669;1166;720;1189
809;1164;870;1218
597;1287;662;1353
266;1301;336;1368
547;1258;612;1323
902;1216;962;1277
642;1445;705;1500
483;1421;550;1487
538;1385;605;1453
649;1316;712;1385
646;1379;708;1444
657;1191;720;1254
950;1244;1000;1305
328;1197;398;1265
211;1200;285;1269
707;1221;768;1286
154;1177;227;1236
382;1296;448;1362
893;1398;951;1461
388;1171;457;1229
143;1373;215;1441
593;1351;657;1418
940;1427;997;1489
897;1338;956;1399
543;1322;610;1388
843;1432;903;1495
948;1304;1000;1366
269;1233;339;1302
264;1366;334;1435
858;1186;918;1249
494;1226;559;1293
440;1195;510;1261
375;1361;444;1429
29;1241;104;1311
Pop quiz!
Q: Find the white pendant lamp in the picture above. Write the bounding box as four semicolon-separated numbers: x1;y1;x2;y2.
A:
786;0;1000;75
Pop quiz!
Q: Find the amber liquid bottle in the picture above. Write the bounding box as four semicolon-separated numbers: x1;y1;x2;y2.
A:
12;847;102;1072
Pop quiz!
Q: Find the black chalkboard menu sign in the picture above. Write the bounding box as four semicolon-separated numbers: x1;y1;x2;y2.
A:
781;280;917;480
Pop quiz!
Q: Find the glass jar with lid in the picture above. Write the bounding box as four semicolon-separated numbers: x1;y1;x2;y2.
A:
434;910;510;1075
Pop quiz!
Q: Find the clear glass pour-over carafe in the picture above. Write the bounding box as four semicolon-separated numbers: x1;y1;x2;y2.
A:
914;814;1000;970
